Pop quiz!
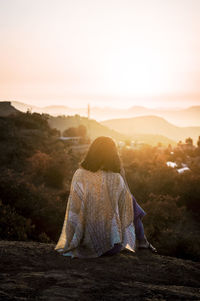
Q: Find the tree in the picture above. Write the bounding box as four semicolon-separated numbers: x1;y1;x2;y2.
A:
63;127;78;137
197;136;200;148
185;137;193;145
125;139;131;146
77;125;87;138
63;124;87;138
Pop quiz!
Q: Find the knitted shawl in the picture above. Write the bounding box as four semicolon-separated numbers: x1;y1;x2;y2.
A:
55;168;135;258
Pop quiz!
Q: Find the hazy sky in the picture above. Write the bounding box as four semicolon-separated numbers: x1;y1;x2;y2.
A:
0;0;200;108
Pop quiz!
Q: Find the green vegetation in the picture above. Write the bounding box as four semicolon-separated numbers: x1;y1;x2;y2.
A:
0;112;81;242
121;143;200;261
0;111;200;261
63;124;87;138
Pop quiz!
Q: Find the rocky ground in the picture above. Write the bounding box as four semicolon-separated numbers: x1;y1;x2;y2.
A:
0;241;200;301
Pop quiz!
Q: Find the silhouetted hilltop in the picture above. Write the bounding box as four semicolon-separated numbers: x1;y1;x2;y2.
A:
0;101;20;116
102;115;200;143
0;241;199;300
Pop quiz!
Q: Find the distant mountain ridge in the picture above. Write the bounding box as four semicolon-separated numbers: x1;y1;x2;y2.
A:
0;101;175;145
102;115;200;143
1;101;199;144
48;115;176;146
8;100;200;127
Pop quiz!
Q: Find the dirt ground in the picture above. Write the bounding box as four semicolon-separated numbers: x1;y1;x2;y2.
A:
0;241;199;300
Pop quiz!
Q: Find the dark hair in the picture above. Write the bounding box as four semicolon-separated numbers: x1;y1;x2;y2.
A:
81;136;121;173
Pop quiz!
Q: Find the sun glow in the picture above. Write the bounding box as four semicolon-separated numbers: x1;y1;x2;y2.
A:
104;47;167;97
0;0;200;108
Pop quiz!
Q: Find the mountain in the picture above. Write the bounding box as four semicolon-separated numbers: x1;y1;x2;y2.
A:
0;101;20;116
9;101;200;126
1;241;200;300
102;115;200;143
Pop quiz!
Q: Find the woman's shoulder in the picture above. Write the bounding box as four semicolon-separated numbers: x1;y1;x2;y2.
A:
104;171;125;187
73;168;124;183
72;167;85;178
72;167;93;180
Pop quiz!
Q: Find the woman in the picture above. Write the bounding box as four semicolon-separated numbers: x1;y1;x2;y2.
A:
55;136;156;258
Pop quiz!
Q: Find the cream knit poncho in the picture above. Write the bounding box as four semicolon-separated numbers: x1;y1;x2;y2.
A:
55;168;136;258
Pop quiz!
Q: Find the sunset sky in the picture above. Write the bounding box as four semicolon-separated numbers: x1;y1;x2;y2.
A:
0;0;200;108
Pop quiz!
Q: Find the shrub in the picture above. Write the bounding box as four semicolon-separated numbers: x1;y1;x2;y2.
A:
142;194;200;261
0;199;33;241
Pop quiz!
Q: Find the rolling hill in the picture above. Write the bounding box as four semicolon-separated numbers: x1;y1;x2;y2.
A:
9;101;200;126
48;115;176;146
102;115;200;143
0;101;175;145
47;115;128;141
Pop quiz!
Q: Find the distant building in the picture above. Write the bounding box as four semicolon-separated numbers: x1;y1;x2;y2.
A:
59;136;81;144
166;161;177;168
118;141;125;148
166;161;190;173
130;141;145;149
118;140;145;149
177;166;190;174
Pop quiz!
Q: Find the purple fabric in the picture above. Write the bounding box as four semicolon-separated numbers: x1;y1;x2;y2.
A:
134;215;145;241
102;195;146;256
102;243;123;256
132;195;146;220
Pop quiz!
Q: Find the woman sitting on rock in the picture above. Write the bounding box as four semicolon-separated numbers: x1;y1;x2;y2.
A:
55;136;156;258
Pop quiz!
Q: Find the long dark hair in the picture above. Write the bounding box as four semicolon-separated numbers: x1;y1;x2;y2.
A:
81;136;121;173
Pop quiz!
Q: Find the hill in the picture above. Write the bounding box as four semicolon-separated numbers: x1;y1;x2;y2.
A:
4;101;175;145
11;101;87;116
0;101;20;116
10;100;200;126
0;101;194;145
0;241;199;300
128;106;200;127
102;115;200;143
47;115;128;141
47;115;176;146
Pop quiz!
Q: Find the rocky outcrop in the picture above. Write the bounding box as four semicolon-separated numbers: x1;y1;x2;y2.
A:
0;241;199;300
0;101;20;117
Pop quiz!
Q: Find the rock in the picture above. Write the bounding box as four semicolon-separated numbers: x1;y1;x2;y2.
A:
0;241;199;300
0;102;20;117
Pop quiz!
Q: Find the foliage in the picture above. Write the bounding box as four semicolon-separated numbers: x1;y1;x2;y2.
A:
142;194;200;261
0;199;33;241
121;144;200;261
63;124;87;137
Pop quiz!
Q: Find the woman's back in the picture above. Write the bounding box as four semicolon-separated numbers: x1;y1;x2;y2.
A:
55;168;135;258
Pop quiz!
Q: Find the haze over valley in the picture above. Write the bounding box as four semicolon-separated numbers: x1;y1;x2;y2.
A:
1;100;200;146
9;100;200;127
